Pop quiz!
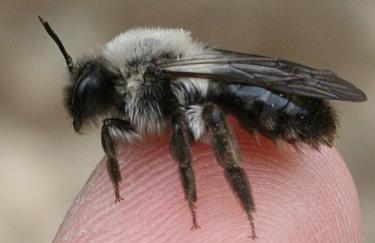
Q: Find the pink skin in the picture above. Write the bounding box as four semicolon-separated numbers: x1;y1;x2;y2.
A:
53;120;361;243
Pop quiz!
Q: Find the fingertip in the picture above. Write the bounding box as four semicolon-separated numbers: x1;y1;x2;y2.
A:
54;124;361;243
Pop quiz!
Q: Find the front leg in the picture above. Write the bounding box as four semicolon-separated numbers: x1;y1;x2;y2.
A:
101;118;140;203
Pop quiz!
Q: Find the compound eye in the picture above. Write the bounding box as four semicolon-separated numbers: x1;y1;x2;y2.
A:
72;71;98;109
69;71;99;132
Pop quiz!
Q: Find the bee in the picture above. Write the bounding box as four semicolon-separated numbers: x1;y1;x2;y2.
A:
39;16;366;239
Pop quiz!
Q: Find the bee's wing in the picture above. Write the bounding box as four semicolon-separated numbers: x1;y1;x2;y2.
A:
157;49;367;102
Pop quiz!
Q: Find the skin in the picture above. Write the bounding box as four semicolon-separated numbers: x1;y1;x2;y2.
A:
53;120;361;243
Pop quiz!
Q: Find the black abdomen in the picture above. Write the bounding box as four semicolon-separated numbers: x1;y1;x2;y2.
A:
212;84;337;148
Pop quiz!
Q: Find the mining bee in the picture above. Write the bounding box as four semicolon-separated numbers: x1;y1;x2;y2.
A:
39;16;366;239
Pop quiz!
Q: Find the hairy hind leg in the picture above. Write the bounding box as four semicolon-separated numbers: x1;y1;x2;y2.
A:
202;103;257;239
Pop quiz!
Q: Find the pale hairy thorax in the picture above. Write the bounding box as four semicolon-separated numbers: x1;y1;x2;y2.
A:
99;27;214;136
102;27;209;66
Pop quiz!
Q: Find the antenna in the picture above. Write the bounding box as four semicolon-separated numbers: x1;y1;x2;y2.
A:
38;16;74;72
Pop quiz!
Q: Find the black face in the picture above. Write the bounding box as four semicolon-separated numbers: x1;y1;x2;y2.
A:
65;59;120;132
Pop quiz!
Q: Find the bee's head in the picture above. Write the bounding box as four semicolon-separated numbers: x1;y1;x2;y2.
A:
39;16;120;132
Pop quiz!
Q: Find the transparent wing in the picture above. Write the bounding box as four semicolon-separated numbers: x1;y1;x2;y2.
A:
157;48;367;102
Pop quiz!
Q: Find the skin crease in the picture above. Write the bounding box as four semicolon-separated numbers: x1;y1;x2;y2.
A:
53;119;361;243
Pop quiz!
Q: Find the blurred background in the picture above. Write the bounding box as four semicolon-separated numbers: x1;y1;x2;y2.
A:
0;1;374;242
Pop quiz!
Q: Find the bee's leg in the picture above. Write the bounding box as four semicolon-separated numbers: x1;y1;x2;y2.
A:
170;114;200;229
101;118;139;203
202;103;257;239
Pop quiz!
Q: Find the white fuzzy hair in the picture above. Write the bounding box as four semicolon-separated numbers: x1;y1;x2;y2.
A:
186;105;206;140
172;78;210;105
102;27;208;71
